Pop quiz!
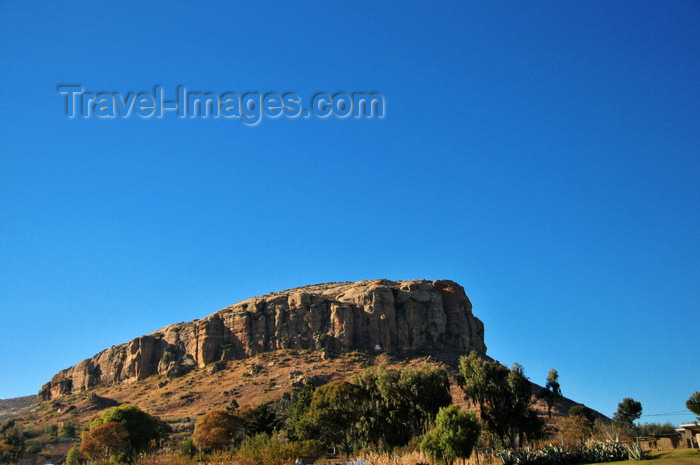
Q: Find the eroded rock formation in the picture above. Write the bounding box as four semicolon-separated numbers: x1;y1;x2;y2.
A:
39;279;486;401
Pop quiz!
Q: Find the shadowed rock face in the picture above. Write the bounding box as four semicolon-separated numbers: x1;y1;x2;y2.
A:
39;279;486;401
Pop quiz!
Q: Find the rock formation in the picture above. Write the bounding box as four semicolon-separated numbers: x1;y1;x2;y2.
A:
39;279;486;401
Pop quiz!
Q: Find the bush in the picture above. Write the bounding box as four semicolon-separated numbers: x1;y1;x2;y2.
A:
180;437;195;457
65;445;82;465
420;405;480;465
192;409;243;451
89;404;172;458
236;433;324;465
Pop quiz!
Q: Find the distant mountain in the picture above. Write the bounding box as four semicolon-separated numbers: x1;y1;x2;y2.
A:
0;395;36;422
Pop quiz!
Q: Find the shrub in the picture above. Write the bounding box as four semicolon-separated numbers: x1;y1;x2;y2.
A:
236;433;324;465
89;404;172;458
180;437;195;457
420;405;480;465
65;445;82;465
192;409;243;451
80;421;130;463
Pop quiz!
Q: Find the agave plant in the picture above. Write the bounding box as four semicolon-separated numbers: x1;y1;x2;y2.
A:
625;440;647;461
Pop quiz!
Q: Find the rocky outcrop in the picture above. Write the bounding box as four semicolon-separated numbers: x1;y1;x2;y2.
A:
39;279;486;401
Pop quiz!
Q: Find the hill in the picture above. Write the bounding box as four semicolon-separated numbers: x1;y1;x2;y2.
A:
39;279;486;401
4;279;605;438
16;349;597;436
0;395;36;422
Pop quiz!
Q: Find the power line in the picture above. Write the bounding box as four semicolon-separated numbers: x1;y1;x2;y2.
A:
640;411;691;417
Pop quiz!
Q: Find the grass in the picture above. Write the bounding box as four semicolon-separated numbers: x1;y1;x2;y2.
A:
581;449;700;465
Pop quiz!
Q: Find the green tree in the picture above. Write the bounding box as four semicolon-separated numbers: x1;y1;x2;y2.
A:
241;402;281;436
686;391;700;421
299;380;368;454
59;422;78;439
538;369;562;417
0;428;25;465
613;398;642;429
352;364;452;451
288;381;316;440
192;409;243;451
637;422;678;436
458;351;543;448
420;405;481;465
546;369;562;396
89;404;172;459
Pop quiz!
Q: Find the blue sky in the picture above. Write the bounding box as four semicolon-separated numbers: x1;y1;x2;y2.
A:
1;1;698;426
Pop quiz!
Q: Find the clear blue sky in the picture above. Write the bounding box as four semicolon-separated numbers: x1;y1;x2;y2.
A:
1;1;698;426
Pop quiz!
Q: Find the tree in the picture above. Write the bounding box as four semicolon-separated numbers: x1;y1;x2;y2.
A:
352;364;452;451
59;422;78;439
0;428;25;465
288;381;316;440
80;422;130;462
637;422;678;436
298;380;368;454
420;405;480;465
613;398;642;429
192;409;243;451
458;351;543;448
89;404;172;459
686;391;700;421
538;369;562;418
561;406;595;446
546;369;562;396
240;402;281;436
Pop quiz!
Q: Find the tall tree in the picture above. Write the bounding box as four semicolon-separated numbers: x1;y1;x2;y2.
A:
613;398;642;429
352;364;452;451
539;368;562;417
288;381;316;441
298;381;368;455
686;391;700;421
546;369;562;396
458;351;543;448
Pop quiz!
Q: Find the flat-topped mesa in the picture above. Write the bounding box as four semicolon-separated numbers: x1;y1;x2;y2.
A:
39;279;486;401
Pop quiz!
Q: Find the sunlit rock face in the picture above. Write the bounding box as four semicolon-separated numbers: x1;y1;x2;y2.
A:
39;279;486;401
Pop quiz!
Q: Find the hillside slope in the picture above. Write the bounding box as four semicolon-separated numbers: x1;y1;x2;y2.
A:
0;395;36;422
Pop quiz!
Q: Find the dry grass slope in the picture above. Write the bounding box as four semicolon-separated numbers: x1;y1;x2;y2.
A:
10;348;597;444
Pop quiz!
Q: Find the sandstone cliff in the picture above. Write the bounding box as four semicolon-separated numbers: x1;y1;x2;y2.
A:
39;279;486;401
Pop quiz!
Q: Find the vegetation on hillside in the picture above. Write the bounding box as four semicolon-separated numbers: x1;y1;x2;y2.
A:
1;352;696;465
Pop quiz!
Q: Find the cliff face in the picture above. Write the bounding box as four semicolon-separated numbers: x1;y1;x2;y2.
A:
39;279;486;401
